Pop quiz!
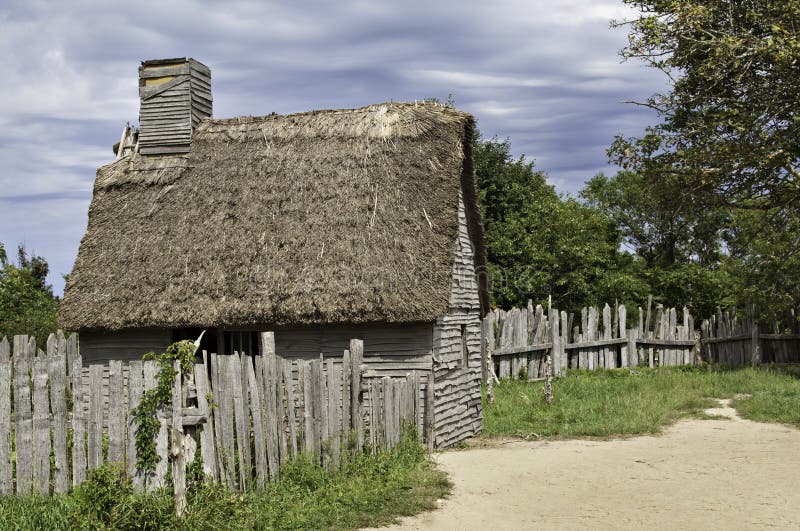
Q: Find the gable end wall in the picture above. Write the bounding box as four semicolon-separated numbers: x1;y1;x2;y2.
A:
432;192;483;448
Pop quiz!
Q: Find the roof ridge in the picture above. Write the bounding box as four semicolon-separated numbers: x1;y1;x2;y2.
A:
209;100;467;125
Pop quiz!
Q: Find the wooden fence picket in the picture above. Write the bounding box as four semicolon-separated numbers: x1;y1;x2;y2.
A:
327;359;341;466
48;335;68;494
107;360;125;465
32;357;50;494
301;360;314;456
128;360;143;485
247;355;267;487
311;360;323;458
283;360;298;460
383;377;394;448
220;353;242;488
71;346;86;487
264;354;280;480
171;360;187;516
241;353;252;481
87;364;104;471
193;360;217;481
14;336;33;494
0;338;10;495
147;360;169;490
368;379;378;454
340;350;350;433
275;356;288;468
349;339;364;449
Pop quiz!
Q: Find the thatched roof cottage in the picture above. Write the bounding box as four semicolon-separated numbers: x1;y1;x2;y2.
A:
60;58;487;448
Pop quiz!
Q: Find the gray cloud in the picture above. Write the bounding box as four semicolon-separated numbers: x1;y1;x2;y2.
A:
0;0;667;295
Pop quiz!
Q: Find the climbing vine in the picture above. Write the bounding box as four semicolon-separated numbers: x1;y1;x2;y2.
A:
132;340;196;473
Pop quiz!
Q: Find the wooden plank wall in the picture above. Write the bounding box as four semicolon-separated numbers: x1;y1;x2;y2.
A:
138;59;212;155
701;305;800;365
431;192;484;448
487;299;698;377
0;333;425;496
79;328;171;364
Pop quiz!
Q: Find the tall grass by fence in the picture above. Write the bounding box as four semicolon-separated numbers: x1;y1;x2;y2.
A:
484;298;698;380
701;306;800;366
0;332;431;501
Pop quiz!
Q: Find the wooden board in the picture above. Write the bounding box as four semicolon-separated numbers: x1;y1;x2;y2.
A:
127;360;144;486
283;360;298;459
350;340;364;448
70;342;86;487
0;338;10;494
269;354;283;478
216;355;235;487
230;354;250;490
193;361;217;481
328;360;342;465
247;356;267;487
14;337;33;494
107;360;125;464
32;358;50;494
48;336;68;494
87;364;104;471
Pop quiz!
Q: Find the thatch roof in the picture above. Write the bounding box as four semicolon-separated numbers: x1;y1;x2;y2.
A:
59;102;487;331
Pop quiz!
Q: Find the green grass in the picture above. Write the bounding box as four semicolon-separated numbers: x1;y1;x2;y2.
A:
0;434;450;530
483;365;800;439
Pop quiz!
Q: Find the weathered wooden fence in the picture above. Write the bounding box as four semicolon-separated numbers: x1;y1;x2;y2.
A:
701;306;800;366
484;299;698;379
0;332;430;498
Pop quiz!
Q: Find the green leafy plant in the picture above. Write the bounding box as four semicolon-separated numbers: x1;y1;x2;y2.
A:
131;340;196;473
71;463;134;526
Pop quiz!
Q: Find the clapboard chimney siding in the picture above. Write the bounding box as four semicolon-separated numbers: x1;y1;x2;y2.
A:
138;58;212;155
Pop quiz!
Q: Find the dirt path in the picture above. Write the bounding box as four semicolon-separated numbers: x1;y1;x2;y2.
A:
369;400;800;530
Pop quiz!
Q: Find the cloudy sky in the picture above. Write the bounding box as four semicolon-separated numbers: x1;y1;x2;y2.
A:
0;0;666;295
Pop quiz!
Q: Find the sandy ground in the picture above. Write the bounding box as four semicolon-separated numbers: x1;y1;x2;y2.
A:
368;400;800;530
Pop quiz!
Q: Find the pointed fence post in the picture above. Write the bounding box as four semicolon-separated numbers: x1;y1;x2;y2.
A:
349;339;363;450
171;361;187;517
619;305;628;368
0;338;10;495
549;309;561;376
424;370;435;450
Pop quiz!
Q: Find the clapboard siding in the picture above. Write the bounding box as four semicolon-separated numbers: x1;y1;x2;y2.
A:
449;192;481;311
80;329;171;364
275;324;432;416
138;58;211;155
275;323;432;359
432;193;483;447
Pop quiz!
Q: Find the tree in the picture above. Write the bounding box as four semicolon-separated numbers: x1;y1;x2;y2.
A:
609;1;800;211
723;206;800;321
474;134;648;313
582;171;726;267
0;243;59;346
581;171;733;316
609;1;800;315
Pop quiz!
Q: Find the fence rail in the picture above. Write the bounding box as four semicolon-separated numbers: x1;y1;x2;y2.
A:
0;332;430;498
484;298;698;380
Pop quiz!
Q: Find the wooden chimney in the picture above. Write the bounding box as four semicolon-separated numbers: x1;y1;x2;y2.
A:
138;58;212;155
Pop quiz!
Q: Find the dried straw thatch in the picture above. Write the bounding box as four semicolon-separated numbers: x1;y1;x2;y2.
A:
59;102;487;331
